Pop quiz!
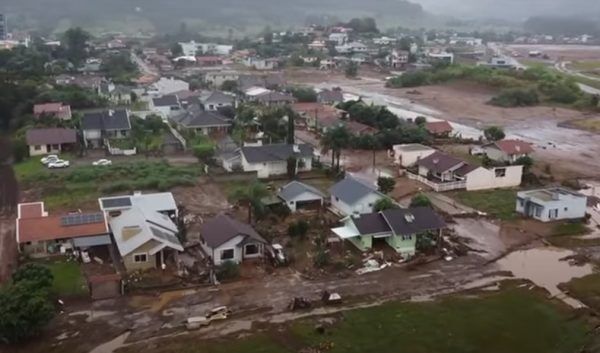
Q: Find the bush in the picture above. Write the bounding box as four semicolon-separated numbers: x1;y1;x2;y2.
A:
313;247;330;268
377;177;396;194
216;261;240;280
410;193;432;208
484;126;506;141
193;144;215;162
288;220;309;238
387;71;431;88
489;88;539;107
12;263;53;289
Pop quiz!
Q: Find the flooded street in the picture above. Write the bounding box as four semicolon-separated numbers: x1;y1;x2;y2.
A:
497;247;595;308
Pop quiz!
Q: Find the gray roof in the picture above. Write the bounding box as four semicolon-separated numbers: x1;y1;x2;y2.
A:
99;192;177;214
171;110;231;128
241;144;313;163
203;91;234;105
255;91;295;104
278;181;325;202
415;151;464;174
318;89;344;103
26;128;77;145
200;214;266;248
152;95;179;107
329;176;381;205
82;109;131;131
381;207;446;235
354;213;391;235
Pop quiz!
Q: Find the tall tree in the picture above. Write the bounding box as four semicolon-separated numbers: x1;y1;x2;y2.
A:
230;182;269;223
62;27;90;66
321;125;351;171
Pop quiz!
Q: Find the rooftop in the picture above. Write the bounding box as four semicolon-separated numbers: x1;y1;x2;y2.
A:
278;181;325;201
518;188;586;203
394;143;434;152
329;176;381;205
200;214;266;248
25;128;77;146
241;144;313;163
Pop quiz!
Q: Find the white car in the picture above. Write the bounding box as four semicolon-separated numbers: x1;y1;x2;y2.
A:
40;155;59;165
47;160;70;169
92;159;112;166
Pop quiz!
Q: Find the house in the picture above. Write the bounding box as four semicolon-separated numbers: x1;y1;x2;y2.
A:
26;128;77;156
291;102;346;130
278;181;326;212
345;121;378;135
196;56;224;66
329;176;386;216
317;89;344;105
240;144;313;178
516;188;587;222
479;56;519;70
253;91;296;106
170;108;231;136
216;136;241;171
150;95;182;117
16;202;110;257
329;32;348;45
33;102;72;120
205;71;240;88
425;120;453;137
427;51;454;64
413;151;523;191
82;109;131;148
102;85;133;105
238;74;285;91
483;139;534;163
201;91;235;111
393;144;436;167
99;192;183;271
388;49;409;69
331;207;446;257
199;214;267;266
150;77;190;96
243;57;279;70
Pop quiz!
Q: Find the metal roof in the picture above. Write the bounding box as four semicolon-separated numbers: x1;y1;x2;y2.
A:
240;144;313;163
329;176;381;205
278;181;325;202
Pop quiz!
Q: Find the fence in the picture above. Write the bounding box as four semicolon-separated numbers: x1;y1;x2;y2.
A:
105;139;137;156
406;171;466;192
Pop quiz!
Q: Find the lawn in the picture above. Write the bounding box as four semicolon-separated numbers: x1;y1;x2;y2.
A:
117;288;593;353
15;160;202;209
552;222;590;236
563;273;600;312
450;189;518;220
569;60;600;72
32;258;88;297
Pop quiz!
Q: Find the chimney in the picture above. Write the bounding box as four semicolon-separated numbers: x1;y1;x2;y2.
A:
433;159;439;164
133;191;142;196
108;109;114;116
293;144;300;153
552;191;560;200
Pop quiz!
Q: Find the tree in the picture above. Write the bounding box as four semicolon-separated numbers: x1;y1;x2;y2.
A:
415;116;427;126
484;126;505;141
373;197;399;212
193;144;215;163
221;80;238;92
262;26;273;45
410;193;432;208
230;182;269;223
12;263;53;289
62;27;90;66
287;156;298;178
515;156;534;173
321;125;351;170
377;177;396;194
290;87;317;102
216;261;240;280
0;281;54;343
288;220;309;238
345;62;358;78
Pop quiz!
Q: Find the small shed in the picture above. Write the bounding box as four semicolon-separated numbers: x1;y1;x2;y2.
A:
88;273;123;300
278;181;325;212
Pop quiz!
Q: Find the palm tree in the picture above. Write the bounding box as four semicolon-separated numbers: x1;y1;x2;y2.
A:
230;182;269;223
321;125;351;171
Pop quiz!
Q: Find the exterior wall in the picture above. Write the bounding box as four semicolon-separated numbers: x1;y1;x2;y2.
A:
395;148;436;167
331;192;383;216
385;234;417;257
206;74;239;87
84;129;102;147
205;235;244;265
484;146;529;163
347;235;372;252
29;144;60;156
241;155;312;178
123;240;160;271
285;191;323;212
205;102;232;111
516;194;587;222
466;166;522;191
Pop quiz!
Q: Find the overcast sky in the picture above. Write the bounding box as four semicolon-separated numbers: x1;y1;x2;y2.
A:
413;0;600;19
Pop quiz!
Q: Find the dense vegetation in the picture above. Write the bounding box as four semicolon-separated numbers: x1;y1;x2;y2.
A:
387;65;596;109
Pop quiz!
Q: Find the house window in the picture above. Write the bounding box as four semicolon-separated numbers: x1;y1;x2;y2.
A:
549;209;558;219
245;244;259;255
120;130;128;136
34;145;42;151
564;207;568;211
51;144;60;150
535;207;542;218
133;253;148;263
495;168;507;177
221;249;234;260
401;235;413;241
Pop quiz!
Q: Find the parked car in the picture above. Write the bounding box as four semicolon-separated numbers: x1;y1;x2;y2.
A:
92;159;112;166
40;155;59;165
47;160;70;169
205;306;231;321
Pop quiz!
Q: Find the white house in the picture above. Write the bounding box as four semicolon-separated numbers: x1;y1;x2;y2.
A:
199;214;267;266
243;57;278;70
150;77;190;96
240;144;313;178
26;128;77;156
278;181;325;212
483;139;534;163
150;95;182;117
516;188;587;222
329;176;386;216
205;70;239;88
329;33;348;45
393;144;436;167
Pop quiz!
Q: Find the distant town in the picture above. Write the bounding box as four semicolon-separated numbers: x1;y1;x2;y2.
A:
0;11;599;353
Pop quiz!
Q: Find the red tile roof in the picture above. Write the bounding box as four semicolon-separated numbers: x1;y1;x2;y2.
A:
17;202;108;243
493;139;534;155
425;120;453;135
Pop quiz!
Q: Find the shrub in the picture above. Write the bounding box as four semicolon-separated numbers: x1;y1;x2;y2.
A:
387;71;431;88
193;144;215;162
489;88;539;107
377;177;396;194
410;193;432;208
313;247;330;268
288;220;309;238
484;126;506;141
12;263;53;289
216;261;240;280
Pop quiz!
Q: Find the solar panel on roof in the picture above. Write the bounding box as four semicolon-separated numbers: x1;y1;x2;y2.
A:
101;197;132;209
60;213;104;226
150;226;179;244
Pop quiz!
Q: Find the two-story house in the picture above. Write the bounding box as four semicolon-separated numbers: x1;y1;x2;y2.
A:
82;109;131;148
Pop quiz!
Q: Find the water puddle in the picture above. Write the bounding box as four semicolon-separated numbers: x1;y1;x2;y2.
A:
497;247;594;308
69;310;116;322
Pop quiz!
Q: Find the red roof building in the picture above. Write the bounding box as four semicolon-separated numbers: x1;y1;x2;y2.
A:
425;120;453;136
33;102;72;120
483;139;534;163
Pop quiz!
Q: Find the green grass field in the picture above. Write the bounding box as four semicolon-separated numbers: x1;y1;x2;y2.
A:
31;258;88;297
450;189;518;220
563;273;600;312
117;288;593;353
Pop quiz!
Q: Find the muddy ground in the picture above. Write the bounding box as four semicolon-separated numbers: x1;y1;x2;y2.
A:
287;68;600;180
506;44;600;62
